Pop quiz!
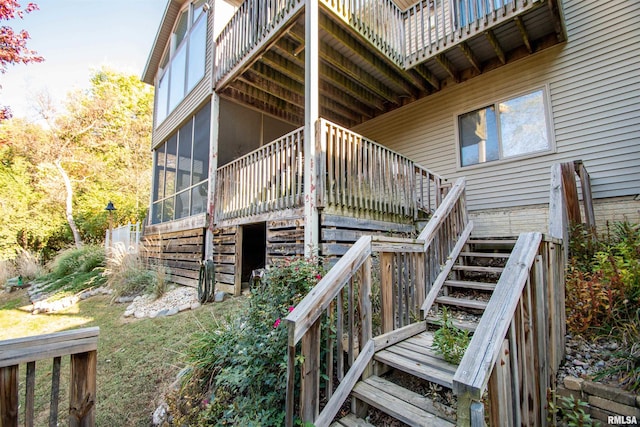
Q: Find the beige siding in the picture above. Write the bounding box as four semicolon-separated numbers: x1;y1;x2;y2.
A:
355;0;640;212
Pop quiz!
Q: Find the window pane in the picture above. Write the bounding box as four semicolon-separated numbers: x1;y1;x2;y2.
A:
174;10;189;47
175;190;190;219
169;44;187;111
191;181;208;215
151;202;163;224
162;197;175;222
192;0;206;23
192;102;210;185
187;16;206;92
156;72;169;125
153;144;166;201
500;90;549;158
176;120;193;193
165;135;177;197
459;106;499;166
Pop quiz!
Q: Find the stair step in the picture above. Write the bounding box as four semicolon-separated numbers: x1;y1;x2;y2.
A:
459;251;511;258
352;376;456;427
331;413;375;427
434;296;488;310
444;279;496;291
426;315;478;332
452;264;504;274
467;238;517;245
374;331;456;388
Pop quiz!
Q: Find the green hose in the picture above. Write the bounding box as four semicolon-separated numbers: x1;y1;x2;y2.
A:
198;259;215;303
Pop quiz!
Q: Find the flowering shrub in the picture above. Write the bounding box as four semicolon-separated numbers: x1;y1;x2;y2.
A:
167;257;324;426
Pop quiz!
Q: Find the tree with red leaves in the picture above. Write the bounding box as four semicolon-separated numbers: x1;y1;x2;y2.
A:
0;0;43;119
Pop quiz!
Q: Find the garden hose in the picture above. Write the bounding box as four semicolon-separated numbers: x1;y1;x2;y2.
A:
198;259;215;303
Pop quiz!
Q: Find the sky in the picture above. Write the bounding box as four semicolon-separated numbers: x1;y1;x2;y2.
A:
0;0;168;121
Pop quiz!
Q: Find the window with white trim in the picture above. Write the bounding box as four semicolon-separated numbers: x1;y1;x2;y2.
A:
458;88;552;167
155;0;207;125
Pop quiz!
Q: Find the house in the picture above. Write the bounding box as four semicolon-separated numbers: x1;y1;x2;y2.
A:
141;0;639;292
141;0;639;424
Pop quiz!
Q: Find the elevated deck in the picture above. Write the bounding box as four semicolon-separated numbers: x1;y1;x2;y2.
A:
214;0;565;128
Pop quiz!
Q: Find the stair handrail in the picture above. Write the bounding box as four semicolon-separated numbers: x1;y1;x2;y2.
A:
284;176;468;426
453;232;566;426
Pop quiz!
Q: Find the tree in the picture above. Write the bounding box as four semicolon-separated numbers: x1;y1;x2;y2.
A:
0;1;43;119
0;68;153;258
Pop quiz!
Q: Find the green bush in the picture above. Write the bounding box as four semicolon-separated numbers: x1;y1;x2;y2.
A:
168;257;324;426
432;306;470;364
35;245;107;296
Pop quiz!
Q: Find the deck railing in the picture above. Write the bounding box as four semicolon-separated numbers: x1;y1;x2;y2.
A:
215;119;444;223
283;177;467;426
318;119;445;220
215;127;304;221
453;233;565;426
320;0;405;66
214;0;304;84
0;327;99;427
214;0;541;85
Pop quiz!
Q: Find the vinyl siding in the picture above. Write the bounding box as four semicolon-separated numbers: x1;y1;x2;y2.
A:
354;0;640;212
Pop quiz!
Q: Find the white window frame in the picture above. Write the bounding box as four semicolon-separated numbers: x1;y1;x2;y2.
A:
454;85;555;170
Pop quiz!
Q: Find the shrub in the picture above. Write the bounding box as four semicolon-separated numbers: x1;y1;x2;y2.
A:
432;307;471;364
35;245;107;295
167;257;324;427
104;245;169;299
566;221;640;335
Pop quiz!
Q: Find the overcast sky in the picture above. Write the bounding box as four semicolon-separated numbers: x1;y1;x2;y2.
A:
0;0;167;121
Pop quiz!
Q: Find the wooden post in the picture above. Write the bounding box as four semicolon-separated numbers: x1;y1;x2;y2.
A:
300;320;320;422
0;365;19;427
25;361;35;427
69;351;97;427
206;93;221;260
380;252;394;333
303;0;320;257
488;339;513;427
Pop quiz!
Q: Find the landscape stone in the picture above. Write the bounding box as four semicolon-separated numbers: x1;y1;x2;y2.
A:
178;303;191;312
152;404;168;426
563;376;583;391
190;302;201;310
134;310;146;319
156;309;169;317
166;307;179;316
124;310;134;317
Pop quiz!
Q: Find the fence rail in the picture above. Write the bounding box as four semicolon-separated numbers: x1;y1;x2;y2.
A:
0;327;100;427
284;177;467;426
215;127;304;221
318;118;445;220
106;223;141;254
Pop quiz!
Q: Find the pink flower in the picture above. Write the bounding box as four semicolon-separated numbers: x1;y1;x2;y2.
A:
316;274;322;280
273;318;281;328
288;306;295;313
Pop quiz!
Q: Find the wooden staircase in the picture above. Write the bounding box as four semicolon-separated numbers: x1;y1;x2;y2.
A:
332;238;516;426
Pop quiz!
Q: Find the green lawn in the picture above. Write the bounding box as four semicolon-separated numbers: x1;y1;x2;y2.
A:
0;288;245;426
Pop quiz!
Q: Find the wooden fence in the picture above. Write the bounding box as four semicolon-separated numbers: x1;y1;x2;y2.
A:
0;327;99;427
453;233;565;426
105;223;141;254
283;177;467;426
215;127;304;221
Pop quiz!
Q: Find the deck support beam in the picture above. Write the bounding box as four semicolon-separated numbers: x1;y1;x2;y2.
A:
304;0;320;258
206;93;220;260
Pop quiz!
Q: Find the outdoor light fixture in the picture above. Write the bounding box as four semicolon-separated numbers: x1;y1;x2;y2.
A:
105;201;116;212
105;201;116;251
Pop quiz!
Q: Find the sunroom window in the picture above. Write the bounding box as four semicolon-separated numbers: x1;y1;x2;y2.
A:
155;0;207;125
151;102;211;224
458;88;551;167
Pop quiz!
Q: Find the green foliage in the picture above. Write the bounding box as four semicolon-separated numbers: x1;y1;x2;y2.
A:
0;67;153;257
432;307;471;364
35;245;106;296
548;392;598;427
566;221;640;335
167;258;324;427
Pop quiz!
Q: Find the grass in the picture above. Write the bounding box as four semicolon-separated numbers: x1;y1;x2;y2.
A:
0;287;246;427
